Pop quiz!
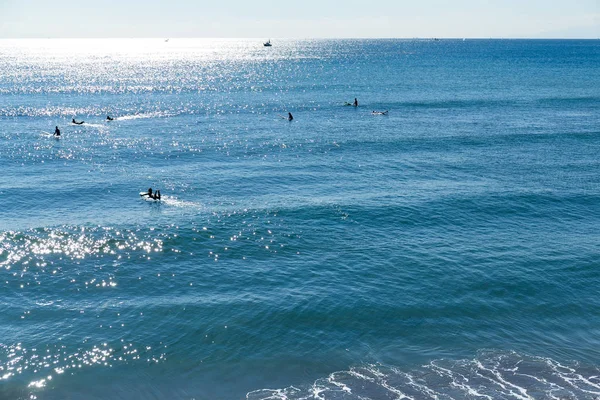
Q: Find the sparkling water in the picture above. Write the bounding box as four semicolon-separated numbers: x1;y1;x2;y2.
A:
0;38;599;399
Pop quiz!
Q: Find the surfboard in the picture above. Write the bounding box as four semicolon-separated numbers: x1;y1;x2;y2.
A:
41;131;60;139
140;192;161;201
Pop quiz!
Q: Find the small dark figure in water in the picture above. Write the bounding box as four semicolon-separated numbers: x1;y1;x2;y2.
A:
72;118;84;125
147;188;153;197
54;126;61;136
288;112;293;121
353;98;358;107
106;115;114;121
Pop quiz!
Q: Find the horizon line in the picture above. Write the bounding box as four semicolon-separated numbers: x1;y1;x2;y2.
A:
1;37;599;40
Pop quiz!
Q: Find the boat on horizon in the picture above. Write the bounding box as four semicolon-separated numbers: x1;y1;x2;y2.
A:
263;39;272;47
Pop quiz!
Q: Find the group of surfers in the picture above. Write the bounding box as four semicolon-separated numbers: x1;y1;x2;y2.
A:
53;115;114;136
143;188;162;200
286;101;357;121
52;98;385;139
51;99;386;202
283;98;386;121
53;99;385;137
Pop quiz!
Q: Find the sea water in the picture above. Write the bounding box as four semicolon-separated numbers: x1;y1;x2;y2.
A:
0;38;599;399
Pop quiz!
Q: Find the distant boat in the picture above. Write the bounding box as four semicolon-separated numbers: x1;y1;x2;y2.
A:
263;39;272;47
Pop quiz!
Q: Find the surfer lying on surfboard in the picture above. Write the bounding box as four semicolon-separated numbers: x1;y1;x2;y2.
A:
72;118;84;125
372;110;388;115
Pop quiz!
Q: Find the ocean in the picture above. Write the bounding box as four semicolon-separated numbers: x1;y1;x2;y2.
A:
0;38;599;399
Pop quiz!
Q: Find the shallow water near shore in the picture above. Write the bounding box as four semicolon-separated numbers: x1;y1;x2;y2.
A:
1;38;600;399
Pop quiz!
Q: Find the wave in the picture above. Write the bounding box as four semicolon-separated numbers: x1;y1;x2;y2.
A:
76;122;106;129
247;351;600;400
0;341;167;397
536;96;600;105
363;95;600;111
159;196;203;209
0;106;180;119
0;85;216;96
0;225;164;270
116;111;178;121
0;105;106;118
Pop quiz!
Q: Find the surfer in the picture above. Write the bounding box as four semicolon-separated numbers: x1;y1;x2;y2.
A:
353;98;358;107
72;118;84;125
372;110;388;115
288;112;293;121
106;115;114;121
54;126;61;136
142;188;161;200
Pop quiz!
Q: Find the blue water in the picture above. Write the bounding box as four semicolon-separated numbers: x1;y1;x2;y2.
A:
1;38;600;400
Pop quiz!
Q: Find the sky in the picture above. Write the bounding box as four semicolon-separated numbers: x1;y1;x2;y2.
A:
0;0;598;38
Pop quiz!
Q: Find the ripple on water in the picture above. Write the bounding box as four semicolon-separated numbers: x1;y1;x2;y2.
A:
0;341;167;399
0;225;171;398
0;212;303;397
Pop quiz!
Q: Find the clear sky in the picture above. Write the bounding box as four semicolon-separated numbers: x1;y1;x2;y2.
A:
1;0;598;38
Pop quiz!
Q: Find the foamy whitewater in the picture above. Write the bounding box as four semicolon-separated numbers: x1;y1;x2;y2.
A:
0;38;599;399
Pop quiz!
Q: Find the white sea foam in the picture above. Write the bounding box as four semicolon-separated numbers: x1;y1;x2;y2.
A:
117;111;176;121
246;352;600;400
